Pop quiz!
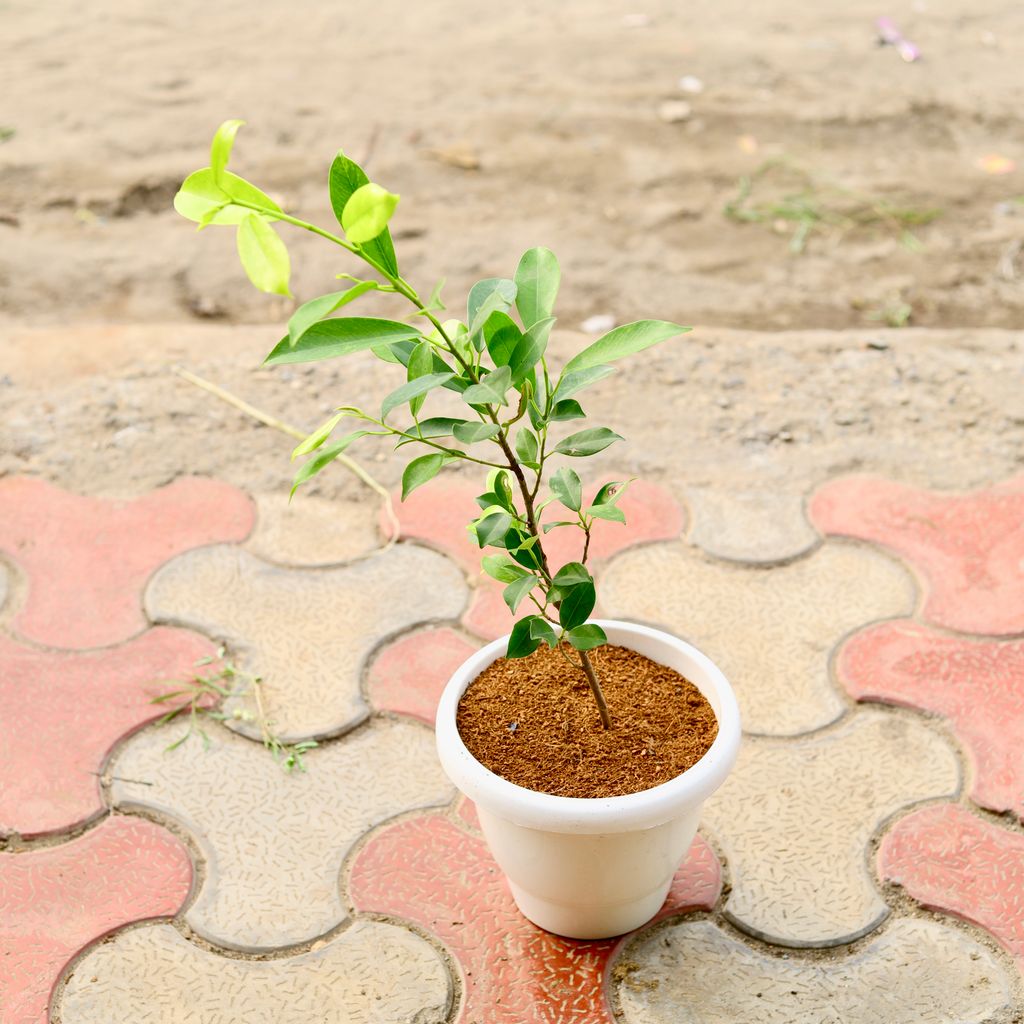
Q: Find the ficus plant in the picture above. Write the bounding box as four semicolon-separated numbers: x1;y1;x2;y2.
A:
175;120;690;730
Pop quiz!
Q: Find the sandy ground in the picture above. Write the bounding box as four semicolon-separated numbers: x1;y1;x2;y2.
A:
0;0;1022;501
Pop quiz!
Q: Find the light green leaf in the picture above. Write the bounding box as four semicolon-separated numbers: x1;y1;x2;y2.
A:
483;311;523;368
288;283;379;348
566;623;607;651
453;421;500;443
291;431;369;498
586;504;626;523
413;278;446;317
591;479;633;507
174;167;282;226
236;214;291;296
514;247;560;329
291;411;346;460
401;453;449;500
553;427;623;458
482;553;529;583
328;151;399;276
550;467;582;511
542;520;577;533
462;366;512;407
406;340;435;416
503;574;538;614
552;364;616;402
563;320;691;373
210;119;245;185
381;372;455;420
264;318;422;366
507;615;544;659
342;182;400;245
509;316;555;387
550;399;585;422
468;278;516;337
514;428;539;467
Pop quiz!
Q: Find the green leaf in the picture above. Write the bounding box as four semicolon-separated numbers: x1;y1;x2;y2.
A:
503;574;538;613
401;453;449;500
406;340;435;417
550;399;585;422
341;182;400;245
558;580;596;630
550;467;582;511
395;417;466;447
508;317;555;387
514;247;560;329
482;554;529;583
527;398;546;432
591;480;631;507
554;428;623;458
291;411;346;460
542;520;577;533
566;623;607;651
586;504;625;523
552;365;616;402
413;278;446;317
328;151;398;276
288;283;379;347
514;428;539;467
453;421;500;443
507;615;544;659
462;366;512;407
236;214;291;296
210;119;245;185
291;431;369;497
553;562;593;588
264;318;422;366
530;617;560;649
381;372;454;420
563;320;691;373
175;167;283;226
474;511;513;548
467;278;516;337
483;312;523;368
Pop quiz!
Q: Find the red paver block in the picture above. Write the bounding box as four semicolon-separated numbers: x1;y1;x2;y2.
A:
839;621;1024;818
367;627;480;725
0;815;193;1024
809;474;1024;635
0;476;254;648
0;627;217;838
879;804;1024;972
388;478;685;639
349;811;720;1024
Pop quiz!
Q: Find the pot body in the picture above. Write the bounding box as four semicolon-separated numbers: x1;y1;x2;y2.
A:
435;619;741;939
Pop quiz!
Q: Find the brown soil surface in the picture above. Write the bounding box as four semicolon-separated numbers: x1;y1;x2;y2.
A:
456;643;719;799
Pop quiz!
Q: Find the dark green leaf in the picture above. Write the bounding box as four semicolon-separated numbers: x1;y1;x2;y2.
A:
591;480;630;506
527;398;546;431
401;453;449;500
264;318;422;366
453;421;500;443
507;616;544;659
550;399;585;422
462;366;512;407
381;372;454;420
550;467;582;511
553;562;593;588
514;428;539;467
474;511;513;548
406;340;435;417
566;623;607;651
542;520;577;533
503;574;538;613
552;364;616;402
558;581;596;630
482;553;529;583
563;320;691;373
553;428;624;458
467;278;516;335
514;247;560;329
395;417;467;447
328;151;398;276
291;431;369;497
288;283;380;347
508;316;555;387
482;311;523;368
530;617;560;649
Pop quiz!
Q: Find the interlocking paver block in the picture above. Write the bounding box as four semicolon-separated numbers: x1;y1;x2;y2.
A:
702;710;959;947
0;475;254;648
840;621;1024;817
685;486;818;564
349;810;720;1024
58;919;451;1024
0;816;192;1024
390;478;685;639
145;543;467;742
602;540;915;735
247;493;382;566
0;627;216;837
880;803;1024;970
614;918;1014;1023
809;474;1024;635
367;627;480;725
110;718;454;951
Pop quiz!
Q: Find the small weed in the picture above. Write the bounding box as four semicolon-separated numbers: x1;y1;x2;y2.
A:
152;650;318;772
0;126;15;144
724;159;941;253
866;300;913;328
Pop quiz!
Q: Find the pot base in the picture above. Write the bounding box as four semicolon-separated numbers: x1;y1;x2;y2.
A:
508;878;672;940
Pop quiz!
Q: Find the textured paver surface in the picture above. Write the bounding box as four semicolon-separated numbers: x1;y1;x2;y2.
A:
145;543;467;741
601;540;916;735
4;470;1024;1023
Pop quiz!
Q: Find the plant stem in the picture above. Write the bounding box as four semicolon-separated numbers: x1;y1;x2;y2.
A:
579;650;612;729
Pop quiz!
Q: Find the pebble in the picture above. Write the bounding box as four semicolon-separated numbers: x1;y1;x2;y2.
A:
678;75;705;94
658;100;692;123
580;314;616;335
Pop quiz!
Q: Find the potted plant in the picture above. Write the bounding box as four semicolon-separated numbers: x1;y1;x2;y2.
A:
176;121;742;939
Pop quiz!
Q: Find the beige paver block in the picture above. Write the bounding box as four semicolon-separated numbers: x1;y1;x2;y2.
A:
601;540;916;735
145;543;467;741
247;493;382;566
685;487;819;564
0;563;7;611
702;710;959;947
58;919;451;1023
615;918;1014;1024
110;718;455;952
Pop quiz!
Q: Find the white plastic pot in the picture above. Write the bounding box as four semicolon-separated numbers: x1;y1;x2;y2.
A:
435;619;741;939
